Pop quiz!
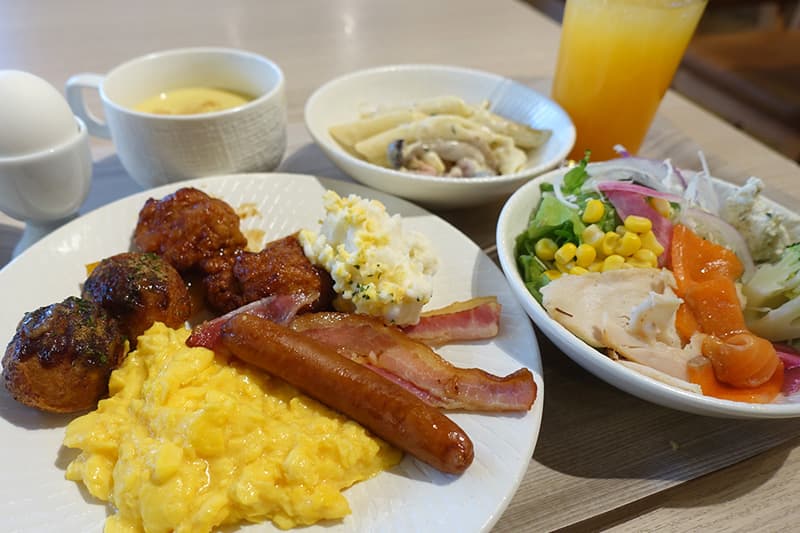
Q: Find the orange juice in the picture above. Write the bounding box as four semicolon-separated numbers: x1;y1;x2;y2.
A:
553;0;707;161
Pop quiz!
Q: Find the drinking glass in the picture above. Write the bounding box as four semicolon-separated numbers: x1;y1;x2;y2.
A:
552;0;707;161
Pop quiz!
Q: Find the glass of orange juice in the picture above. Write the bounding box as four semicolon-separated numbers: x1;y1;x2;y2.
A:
552;0;707;161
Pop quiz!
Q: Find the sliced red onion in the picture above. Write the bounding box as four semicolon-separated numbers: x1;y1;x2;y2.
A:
663;158;688;189
596;180;683;203
782;369;800;396
698;150;711;176
613;144;632;158
584;158;686;195
678;207;756;281
775;344;800;395
598;184;674;267
683;170;721;215
775;343;800;368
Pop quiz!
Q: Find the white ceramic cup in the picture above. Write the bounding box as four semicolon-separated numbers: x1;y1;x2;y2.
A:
0;116;91;223
66;47;287;189
0;116;92;255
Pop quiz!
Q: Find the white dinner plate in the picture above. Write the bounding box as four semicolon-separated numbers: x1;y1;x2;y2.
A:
0;173;543;532
496;165;800;419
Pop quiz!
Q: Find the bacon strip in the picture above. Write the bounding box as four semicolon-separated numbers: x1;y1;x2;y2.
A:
401;297;501;346
290;312;536;412
221;313;474;474
187;291;317;348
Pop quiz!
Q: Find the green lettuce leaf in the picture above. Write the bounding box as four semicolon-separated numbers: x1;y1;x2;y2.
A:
561;151;591;195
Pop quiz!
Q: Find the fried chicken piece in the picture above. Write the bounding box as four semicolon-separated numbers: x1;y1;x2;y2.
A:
2;297;127;413
201;253;244;312
203;234;335;313
82;252;192;343
133;187;247;273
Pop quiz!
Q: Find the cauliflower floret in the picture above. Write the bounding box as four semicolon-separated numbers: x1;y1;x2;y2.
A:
743;242;800;342
718;176;791;263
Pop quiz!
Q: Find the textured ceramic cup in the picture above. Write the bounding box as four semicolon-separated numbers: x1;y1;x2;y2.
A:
66;47;287;189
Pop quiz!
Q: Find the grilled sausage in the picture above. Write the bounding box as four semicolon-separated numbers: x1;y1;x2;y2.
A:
220;313;474;474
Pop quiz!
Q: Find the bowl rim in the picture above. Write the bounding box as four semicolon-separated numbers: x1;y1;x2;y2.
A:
98;46;286;121
304;63;575;187
496;163;800;418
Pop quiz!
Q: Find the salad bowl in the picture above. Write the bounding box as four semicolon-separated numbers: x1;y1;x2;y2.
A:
496;159;800;419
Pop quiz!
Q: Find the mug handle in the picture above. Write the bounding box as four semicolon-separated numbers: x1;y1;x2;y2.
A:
65;73;111;139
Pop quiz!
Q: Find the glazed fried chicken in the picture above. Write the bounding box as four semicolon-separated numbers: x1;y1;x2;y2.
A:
133;187;247;273
82;252;193;343
2;297;127;413
133;188;332;316
203;234;335;313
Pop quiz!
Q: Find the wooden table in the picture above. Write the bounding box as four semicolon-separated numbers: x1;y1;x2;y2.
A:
677;28;800;160
2;1;800;531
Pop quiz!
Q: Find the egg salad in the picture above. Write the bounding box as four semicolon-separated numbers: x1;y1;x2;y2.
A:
63;323;401;532
298;190;438;325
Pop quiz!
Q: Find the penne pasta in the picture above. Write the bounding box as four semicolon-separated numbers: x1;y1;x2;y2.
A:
469;107;552;150
330;110;426;150
330;95;552;178
354;115;512;167
360;95;474;119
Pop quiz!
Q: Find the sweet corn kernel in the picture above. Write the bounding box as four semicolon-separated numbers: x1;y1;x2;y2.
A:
615;231;642;256
581;224;605;249
616;225;627;236
601;232;620;256
588;262;604;273
575;244;597;268
569;266;589;275
544;269;562;280
602;254;626;271
640;230;665;256
633;248;658;267
649;197;672;218
534;238;558;261
556;260;575;273
582;199;605;223
625;257;651;269
554;242;577;264
623;215;652;234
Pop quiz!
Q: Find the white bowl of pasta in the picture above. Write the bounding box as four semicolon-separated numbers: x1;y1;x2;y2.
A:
305;64;575;209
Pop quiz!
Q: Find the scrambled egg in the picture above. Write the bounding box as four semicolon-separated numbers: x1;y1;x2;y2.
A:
298;190;438;325
63;323;401;532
